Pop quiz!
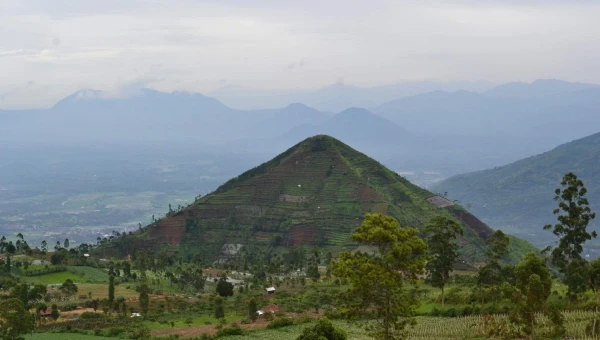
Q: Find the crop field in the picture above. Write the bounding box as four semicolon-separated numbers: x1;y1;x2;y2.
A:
214;311;600;340
23;271;86;285
76;283;140;300
26;334;120;340
66;266;109;282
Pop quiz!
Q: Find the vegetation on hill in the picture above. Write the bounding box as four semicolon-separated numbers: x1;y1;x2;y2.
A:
433;131;600;251
106;135;535;265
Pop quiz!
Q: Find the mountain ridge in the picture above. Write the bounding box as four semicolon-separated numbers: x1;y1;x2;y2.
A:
432;131;600;253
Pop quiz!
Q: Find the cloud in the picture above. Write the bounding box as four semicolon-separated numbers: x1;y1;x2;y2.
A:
0;0;599;108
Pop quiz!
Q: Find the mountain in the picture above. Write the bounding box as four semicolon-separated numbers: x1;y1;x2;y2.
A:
373;82;600;174
110;135;536;263
0;89;249;143
208;81;494;112
282;107;412;149
225;108;416;162
485;79;600;98
240;103;332;139
432;132;600;254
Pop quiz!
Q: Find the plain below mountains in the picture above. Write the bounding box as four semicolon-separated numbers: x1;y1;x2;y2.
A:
106;135;536;264
432;131;600;254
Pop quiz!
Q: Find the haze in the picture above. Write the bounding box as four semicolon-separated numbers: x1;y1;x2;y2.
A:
2;0;600;109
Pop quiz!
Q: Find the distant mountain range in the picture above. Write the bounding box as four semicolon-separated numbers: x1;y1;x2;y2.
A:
1;79;599;178
432;131;600;254
208;80;494;112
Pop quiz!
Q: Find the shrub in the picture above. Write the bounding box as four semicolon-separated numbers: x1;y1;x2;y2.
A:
266;317;294;329
296;317;347;340
484;305;500;315
79;312;104;320
215;326;244;337
443;308;458;317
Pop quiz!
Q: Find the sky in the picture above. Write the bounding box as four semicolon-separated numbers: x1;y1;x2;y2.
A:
1;0;599;109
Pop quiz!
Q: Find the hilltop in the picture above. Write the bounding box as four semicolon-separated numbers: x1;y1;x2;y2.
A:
113;135;535;263
433;131;600;252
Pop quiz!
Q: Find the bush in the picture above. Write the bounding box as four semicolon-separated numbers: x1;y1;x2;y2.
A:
215;326;244;337
266;317;294;329
484;305;500;315
79;312;104;320
296;317;347;340
297;316;313;324
443;308;458;317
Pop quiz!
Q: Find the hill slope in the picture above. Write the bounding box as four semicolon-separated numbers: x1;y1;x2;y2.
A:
118;135;535;263
432;132;600;253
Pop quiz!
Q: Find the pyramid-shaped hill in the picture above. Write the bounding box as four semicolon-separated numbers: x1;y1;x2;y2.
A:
138;135;536;263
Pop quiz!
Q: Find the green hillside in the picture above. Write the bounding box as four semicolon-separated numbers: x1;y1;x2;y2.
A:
112;135;535;263
433;131;600;253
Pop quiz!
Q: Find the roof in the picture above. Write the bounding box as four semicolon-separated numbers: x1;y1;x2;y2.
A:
265;287;276;292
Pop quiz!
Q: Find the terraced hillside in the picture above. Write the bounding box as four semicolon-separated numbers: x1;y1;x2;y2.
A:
119;135;535;263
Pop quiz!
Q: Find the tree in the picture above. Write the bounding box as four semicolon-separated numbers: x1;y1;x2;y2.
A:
296;317;347;340
510;252;558;337
589;257;600;292
544;172;596;266
63;238;69;249
477;230;511;304
485;230;510;262
123;261;131;278
248;299;258;321
424;216;463;308
108;275;115;307
332;213;427;340
40;240;47;253
216;277;234;297
59;279;78;297
138;284;149;316
0;299;34;339
4;255;10;273
544;172;596;297
51;304;59;321
6;242;16;254
214;296;225;319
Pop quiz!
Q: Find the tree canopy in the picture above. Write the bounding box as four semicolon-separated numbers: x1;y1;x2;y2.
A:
333;213;427;340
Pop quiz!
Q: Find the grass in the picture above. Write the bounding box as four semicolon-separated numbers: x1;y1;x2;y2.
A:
66;266;109;282
76;283;140;300
145;313;245;330
26;334;120;340
23;271;86;285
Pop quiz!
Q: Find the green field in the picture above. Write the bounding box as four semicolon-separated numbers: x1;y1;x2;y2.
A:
67;266;110;282
23;271;86;285
145;313;245;330
26;334;120;340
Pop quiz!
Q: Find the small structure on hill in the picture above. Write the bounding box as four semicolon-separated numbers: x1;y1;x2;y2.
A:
39;310;53;318
265;287;276;294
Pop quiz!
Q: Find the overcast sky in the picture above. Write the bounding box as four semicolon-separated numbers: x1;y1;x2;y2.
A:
1;0;599;109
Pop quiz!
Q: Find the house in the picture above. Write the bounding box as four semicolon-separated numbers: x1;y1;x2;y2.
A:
257;304;280;316
265;287;276;294
130;313;141;318
39;310;53;318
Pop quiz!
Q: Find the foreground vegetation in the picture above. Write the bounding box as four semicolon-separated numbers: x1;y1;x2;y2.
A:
1;171;599;340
